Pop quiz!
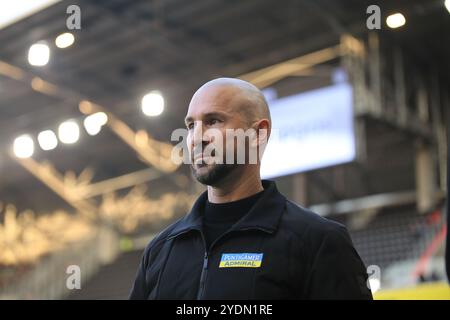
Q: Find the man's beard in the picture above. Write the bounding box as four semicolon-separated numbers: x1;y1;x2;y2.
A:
191;162;238;186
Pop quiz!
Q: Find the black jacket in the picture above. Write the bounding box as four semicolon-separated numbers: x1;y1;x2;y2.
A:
129;180;373;300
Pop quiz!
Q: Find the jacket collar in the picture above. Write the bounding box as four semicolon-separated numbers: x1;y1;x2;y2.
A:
167;180;286;239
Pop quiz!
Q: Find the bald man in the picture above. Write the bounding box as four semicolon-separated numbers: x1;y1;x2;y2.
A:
130;78;373;300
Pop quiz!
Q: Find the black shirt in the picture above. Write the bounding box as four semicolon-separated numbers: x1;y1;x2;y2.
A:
203;190;264;250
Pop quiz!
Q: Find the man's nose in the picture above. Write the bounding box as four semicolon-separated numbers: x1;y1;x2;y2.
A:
192;121;209;148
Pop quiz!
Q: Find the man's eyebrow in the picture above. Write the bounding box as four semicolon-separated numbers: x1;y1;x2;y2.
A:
184;112;228;124
204;111;228;118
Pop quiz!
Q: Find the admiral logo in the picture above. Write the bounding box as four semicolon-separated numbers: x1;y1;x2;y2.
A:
219;253;263;268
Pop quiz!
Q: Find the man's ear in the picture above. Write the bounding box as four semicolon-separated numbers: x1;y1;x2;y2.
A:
250;119;270;148
256;119;270;147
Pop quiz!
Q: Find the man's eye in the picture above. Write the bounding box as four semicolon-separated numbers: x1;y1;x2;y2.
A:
209;119;220;125
187;123;194;130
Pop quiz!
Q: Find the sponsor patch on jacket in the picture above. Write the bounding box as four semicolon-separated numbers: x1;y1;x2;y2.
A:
219;253;263;268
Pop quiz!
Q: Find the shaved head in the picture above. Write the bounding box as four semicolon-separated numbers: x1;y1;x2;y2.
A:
189;77;271;127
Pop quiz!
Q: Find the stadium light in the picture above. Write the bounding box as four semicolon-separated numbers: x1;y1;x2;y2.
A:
55;32;75;49
28;42;50;66
37;130;58;151
58;120;80;144
0;0;61;30
83;112;108;136
13;134;34;158
445;0;450;14
141;91;164;116
386;13;406;29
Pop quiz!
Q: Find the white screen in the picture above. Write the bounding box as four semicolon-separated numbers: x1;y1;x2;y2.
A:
261;82;355;179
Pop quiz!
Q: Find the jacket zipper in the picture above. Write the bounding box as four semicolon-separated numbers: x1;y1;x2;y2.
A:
196;230;209;300
196;252;209;300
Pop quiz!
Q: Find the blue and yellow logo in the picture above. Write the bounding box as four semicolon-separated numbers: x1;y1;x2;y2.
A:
219;253;263;268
